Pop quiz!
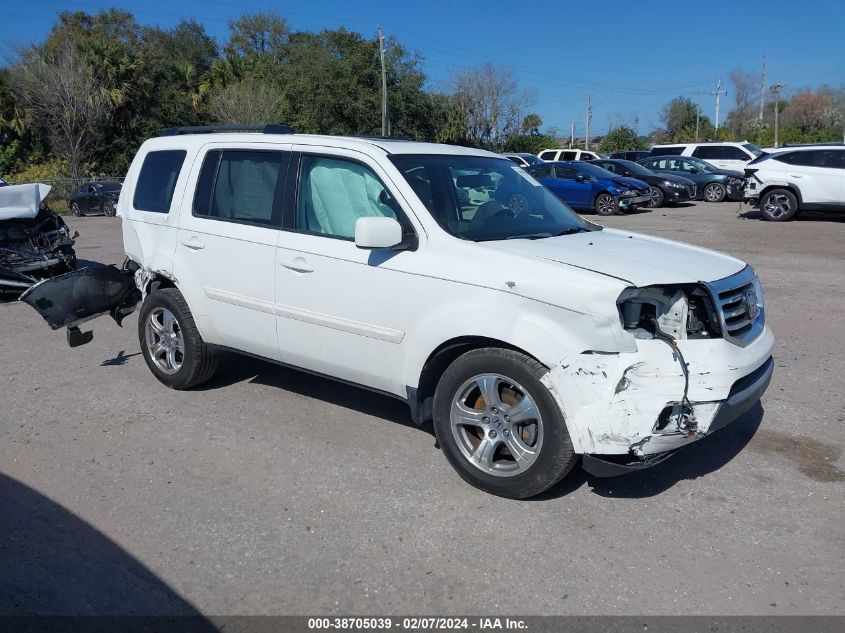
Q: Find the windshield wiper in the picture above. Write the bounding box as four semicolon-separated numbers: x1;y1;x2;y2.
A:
554;227;595;236
504;232;553;240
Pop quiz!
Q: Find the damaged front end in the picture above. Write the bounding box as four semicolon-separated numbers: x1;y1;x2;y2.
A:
0;183;77;293
19;261;141;347
541;265;774;476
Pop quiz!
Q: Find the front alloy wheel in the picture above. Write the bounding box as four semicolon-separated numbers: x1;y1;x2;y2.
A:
594;193;618;215
450;373;543;477
704;183;726;202
70;202;81;216
433;348;577;498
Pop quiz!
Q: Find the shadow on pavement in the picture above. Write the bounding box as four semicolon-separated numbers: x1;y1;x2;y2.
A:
739;209;845;222
199;351;428;433
0;473;215;628
534;402;765;500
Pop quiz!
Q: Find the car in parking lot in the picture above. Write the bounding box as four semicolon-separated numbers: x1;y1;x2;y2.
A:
21;125;774;499
68;181;122;216
501;153;543;168
538;148;601;162
527;161;651;215
609;150;651;162
640;155;746;202
744;145;845;221
589;158;696;207
649;142;766;171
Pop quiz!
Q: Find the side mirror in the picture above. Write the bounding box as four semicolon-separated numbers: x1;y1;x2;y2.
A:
355;216;403;250
575;173;586;183
689;167;699;174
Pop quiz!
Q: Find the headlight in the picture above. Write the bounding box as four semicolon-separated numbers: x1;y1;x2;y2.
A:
619;188;634;196
618;287;688;340
727;177;743;186
666;181;686;189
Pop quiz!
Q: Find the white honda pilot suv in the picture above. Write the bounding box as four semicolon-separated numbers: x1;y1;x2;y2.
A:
22;125;774;498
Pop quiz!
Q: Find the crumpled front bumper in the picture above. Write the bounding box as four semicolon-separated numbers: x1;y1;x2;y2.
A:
540;326;775;474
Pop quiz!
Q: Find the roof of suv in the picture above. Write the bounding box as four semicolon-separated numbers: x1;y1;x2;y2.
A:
652;141;752;147
143;131;499;158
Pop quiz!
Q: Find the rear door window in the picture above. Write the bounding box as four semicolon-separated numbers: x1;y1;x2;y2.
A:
193;149;288;226
133;150;187;213
692;146;721;159
561;151;577;160
722;146;751;160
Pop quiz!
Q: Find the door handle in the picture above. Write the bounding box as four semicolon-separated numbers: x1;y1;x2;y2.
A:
280;258;314;273
788;174;803;178
180;236;205;250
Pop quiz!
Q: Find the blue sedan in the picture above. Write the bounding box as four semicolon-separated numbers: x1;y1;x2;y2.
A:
526;161;651;215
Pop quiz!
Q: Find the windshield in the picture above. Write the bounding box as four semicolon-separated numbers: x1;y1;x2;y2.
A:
390;155;593;242
574;162;618;180
686;157;718;172
742;143;766;158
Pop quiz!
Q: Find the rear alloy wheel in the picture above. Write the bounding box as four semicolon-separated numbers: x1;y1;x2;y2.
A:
703;182;726;202
70;202;81;216
433;348;577;499
594;193;618;216
138;288;218;389
760;188;798;222
649;186;665;208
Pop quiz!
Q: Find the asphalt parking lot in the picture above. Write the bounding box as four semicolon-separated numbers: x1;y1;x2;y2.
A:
1;200;843;616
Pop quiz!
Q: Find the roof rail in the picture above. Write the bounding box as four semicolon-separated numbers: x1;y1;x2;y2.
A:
781;141;845;147
159;124;294;136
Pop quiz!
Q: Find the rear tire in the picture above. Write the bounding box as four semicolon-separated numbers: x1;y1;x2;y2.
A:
594;193;618;216
433;348;577;499
760;188;798;222
138;288;218;389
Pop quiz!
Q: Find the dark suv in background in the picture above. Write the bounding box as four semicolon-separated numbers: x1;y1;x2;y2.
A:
639;156;745;202
590;159;696;207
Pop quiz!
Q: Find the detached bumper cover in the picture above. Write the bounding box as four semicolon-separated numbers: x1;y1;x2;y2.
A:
583;356;774;476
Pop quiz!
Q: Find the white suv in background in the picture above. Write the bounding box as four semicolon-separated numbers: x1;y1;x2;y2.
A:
22;126;773;499
650;142;766;171
744;145;845;221
538;148;601;162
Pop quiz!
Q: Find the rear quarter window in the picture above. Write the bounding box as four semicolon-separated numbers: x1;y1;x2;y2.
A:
133;150;187;213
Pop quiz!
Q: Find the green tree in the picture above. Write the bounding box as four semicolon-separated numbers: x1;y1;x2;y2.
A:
521;113;542;135
225;12;289;58
598;125;645;153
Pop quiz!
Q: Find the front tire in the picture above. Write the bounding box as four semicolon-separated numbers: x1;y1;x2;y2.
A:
594;193;618;216
70;202;81;216
760;188;798;221
649;186;665;208
102;200;116;217
138;288;218;390
703;182;726;202
433;348;577;499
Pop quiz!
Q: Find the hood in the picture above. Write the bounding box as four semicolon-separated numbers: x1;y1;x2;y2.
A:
612;176;650;190
484;227;745;286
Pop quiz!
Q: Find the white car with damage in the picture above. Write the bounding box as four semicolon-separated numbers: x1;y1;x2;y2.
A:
22;125;774;498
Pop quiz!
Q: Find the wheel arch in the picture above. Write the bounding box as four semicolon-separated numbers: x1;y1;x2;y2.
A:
758;183;803;207
407;336;544;425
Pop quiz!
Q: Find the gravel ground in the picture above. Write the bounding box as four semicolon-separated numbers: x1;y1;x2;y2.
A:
1;200;843;616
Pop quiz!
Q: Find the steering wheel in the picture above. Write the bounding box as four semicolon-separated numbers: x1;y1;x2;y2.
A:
469;201;515;231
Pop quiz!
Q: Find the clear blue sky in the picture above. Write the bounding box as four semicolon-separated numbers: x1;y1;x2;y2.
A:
2;0;844;136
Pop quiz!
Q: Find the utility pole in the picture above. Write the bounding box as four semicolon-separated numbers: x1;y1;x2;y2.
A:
770;83;784;147
585;93;592;150
570;122;576;148
377;25;389;136
758;55;767;123
712;78;727;130
695;91;704;142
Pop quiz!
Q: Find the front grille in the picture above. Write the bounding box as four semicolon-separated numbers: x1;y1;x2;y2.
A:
705;266;765;347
